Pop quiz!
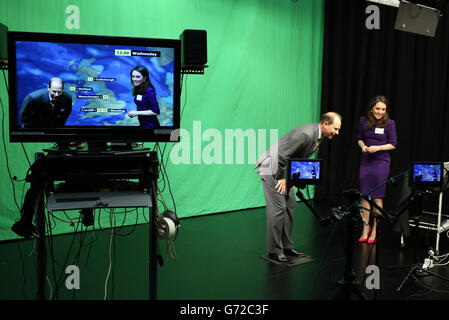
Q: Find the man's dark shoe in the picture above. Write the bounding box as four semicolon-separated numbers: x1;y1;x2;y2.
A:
268;253;293;264
284;248;306;258
11;220;37;238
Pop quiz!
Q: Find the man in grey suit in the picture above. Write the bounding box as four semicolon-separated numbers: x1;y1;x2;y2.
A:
255;112;342;264
20;77;72;128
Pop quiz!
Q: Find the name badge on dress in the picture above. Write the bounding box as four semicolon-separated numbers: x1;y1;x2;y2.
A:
375;127;384;134
136;95;143;101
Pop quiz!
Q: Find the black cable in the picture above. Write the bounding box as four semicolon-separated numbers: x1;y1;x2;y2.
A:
156;150;167;194
111;212;117;300
0;93;21;213
156;143;177;215
409;272;449;294
16;241;28;299
158;198;168;212
141;206;150;223
1;69;35;237
114;208;139;237
312;220;341;287
1;69;22;213
52;218;81;299
180;74;188;120
156;143;176;218
20;143;32;167
46;205;60;300
158;143;168;194
160;72;188;173
96;208;132;235
70;223;86;300
83;229;97;268
2;69;8;93
146;73;188;223
110;208;128;232
343;170;409;213
405;288;434;300
73;223;86;264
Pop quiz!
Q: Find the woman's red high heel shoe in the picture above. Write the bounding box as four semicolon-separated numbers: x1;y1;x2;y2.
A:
358;226;372;243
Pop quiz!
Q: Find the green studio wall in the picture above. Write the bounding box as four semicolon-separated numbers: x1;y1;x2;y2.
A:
0;0;324;241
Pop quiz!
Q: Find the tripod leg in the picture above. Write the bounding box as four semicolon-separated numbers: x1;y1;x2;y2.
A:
396;265;417;292
354;288;368;300
417;267;449;283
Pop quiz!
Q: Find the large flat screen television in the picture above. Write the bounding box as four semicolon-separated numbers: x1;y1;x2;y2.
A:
7;31;181;144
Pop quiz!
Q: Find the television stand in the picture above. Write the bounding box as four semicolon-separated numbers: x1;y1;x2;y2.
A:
85;141;140;152
23;151;160;300
47;141;151;156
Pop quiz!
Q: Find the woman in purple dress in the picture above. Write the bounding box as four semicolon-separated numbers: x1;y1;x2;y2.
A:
127;66;160;129
357;96;397;244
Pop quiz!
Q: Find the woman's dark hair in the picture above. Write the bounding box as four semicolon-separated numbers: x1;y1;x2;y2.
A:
131;65;155;96
366;95;389;129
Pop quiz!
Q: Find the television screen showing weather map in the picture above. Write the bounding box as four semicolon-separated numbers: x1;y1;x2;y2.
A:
14;39;175;128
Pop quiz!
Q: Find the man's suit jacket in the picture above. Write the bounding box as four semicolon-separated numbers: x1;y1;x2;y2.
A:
20;88;72;128
255;122;321;179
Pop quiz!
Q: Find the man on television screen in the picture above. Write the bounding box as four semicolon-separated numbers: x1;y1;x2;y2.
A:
20;77;72;128
255;112;342;264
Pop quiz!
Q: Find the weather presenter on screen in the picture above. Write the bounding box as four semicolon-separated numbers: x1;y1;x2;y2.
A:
127;65;160;129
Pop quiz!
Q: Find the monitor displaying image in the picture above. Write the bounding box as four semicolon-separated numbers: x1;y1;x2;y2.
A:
409;162;444;188
8;31;181;142
287;158;322;186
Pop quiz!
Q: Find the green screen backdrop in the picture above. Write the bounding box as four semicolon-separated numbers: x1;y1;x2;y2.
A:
0;0;324;241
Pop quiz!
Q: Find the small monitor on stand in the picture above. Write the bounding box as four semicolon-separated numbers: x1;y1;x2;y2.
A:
287;158;322;189
409;161;444;189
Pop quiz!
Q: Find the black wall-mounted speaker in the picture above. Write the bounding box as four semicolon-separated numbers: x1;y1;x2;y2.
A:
0;23;8;64
180;29;207;65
